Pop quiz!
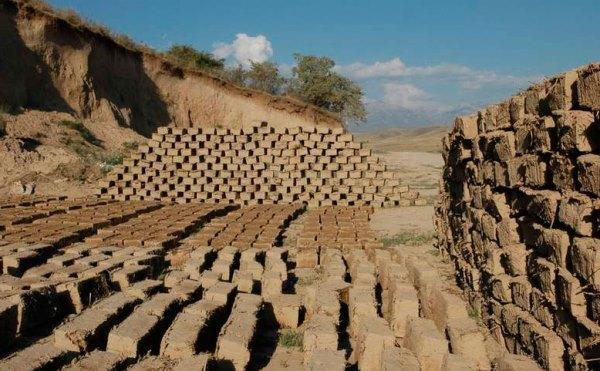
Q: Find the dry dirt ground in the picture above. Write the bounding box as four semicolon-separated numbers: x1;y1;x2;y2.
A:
356;127;446;206
0;110;145;198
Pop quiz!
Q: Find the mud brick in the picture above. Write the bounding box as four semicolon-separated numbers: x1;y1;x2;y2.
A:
577;66;600;110
163;270;189;288
490;274;512;303
271;294;301;329
528;258;556;303
549;154;576;191
111;264;151;290
453;114;479;139
497;217;520;247
354;316;395;371
556;267;587;317
556;110;598;152
169;278;203;300
160;311;214;359
211;259;232;281
0;337;74;370
508;275;531;311
571;237;600;287
529;288;555;329
303;314;338;356
261;271;283;299
306;349;346;371
126;279;163;299
106;294;183;357
54;293;141;351
520;220;569;268
215;294;262;370
63;350;129;371
296;249;318;268
3;248;49;276
495;353;544;371
403;316;448;371
514;116;553;154
577;154;600;196
446;317;489;369
427;287;470;333
532;324;565;370
501;243;529;276
380;347;420;371
57;274;112;313
204;281;236;305
557;192;593;236
546;70;577;110
517;188;561;227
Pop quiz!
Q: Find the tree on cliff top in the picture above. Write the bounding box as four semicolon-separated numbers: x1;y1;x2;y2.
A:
289;54;367;123
166;45;225;71
246;61;285;95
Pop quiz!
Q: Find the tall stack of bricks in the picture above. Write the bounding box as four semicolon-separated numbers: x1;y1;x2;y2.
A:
97;124;421;207
435;63;600;369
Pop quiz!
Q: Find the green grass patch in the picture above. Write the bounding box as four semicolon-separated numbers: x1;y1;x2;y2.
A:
381;231;435;247
58;120;102;147
278;330;303;348
468;306;480;320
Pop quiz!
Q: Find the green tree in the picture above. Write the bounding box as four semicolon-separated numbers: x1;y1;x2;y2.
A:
289;54;367;123
166;44;224;71
217;64;248;87
246;61;285;95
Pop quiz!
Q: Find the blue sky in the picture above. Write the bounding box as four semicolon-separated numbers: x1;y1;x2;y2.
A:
47;0;600;128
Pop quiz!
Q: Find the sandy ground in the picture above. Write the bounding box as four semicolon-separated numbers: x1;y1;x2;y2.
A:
377;151;443;205
371;206;435;236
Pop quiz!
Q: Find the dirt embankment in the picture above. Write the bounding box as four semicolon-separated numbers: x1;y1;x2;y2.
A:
0;0;342;138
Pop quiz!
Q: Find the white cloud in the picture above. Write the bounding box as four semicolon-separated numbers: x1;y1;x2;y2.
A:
381;83;441;111
213;33;273;67
337;57;539;91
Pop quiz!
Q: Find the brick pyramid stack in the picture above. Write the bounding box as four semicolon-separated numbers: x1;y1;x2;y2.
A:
435;63;600;369
97;124;422;207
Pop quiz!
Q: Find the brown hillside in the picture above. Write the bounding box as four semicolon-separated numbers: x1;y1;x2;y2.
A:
0;0;342;137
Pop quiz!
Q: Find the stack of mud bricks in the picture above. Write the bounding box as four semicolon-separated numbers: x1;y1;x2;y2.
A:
435;63;600;369
296;206;382;268
97;124;423;207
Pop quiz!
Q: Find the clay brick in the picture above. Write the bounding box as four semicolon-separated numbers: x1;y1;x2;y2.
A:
403;316;448;371
577;66;600;110
557;192;593;236
306;349;346;371
556;110;598;152
494;353;543;371
453;114;479;139
54;293;141;351
577;154;600;196
571;237;600;286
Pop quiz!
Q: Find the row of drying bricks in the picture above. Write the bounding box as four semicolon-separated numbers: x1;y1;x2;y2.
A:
303;245;545;371
0;243;297;370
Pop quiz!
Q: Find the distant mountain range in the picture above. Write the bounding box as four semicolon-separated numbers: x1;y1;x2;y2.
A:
352;102;480;133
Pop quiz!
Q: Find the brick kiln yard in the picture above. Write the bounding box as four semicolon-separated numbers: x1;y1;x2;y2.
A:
0;121;542;371
6;62;600;371
0;197;520;371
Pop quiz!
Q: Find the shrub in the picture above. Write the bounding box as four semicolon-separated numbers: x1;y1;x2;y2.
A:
166;45;224;71
100;153;123;174
103;153;123;166
278;330;303;347
58;120;102;147
122;141;139;150
59;136;90;157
